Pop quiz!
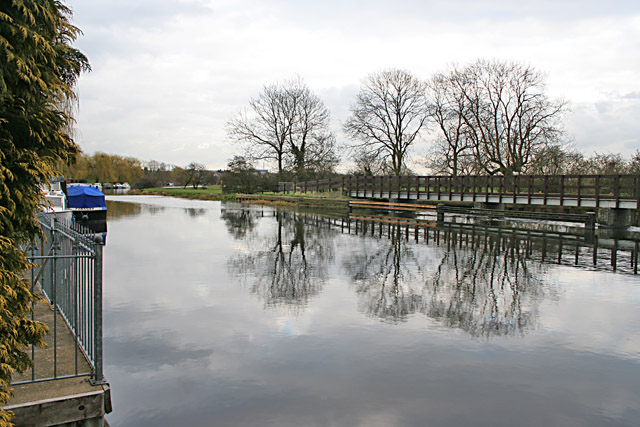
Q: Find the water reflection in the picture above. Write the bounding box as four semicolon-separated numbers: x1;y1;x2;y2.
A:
107;200;143;220
101;198;640;427
428;232;549;337
106;197;168;220
344;225;549;337
224;209;638;337
220;207;259;239
226;209;336;312
184;208;205;218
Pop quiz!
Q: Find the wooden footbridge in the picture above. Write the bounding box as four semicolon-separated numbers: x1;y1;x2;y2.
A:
284;174;640;210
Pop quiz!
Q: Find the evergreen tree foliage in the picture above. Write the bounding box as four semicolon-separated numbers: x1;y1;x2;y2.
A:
0;1;89;423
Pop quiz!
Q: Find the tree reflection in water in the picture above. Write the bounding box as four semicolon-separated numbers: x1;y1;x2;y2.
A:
224;207;637;338
106;200;143;220
185;208;207;218
221;207;259;240
345;224;426;323
424;230;548;337
344;222;551;337
225;209;336;313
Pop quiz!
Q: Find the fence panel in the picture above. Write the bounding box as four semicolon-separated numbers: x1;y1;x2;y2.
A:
13;213;104;385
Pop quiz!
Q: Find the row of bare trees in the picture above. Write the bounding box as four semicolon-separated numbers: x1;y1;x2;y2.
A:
525;147;640;176
227;60;639;179
228;59;578;178
425;60;567;176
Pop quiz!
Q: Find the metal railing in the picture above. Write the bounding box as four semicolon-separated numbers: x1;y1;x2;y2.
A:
13;213;104;385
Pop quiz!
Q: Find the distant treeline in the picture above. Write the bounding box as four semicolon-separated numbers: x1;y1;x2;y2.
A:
62;152;221;189
63;148;640;194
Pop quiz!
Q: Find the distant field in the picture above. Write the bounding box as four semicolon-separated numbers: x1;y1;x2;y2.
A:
140;185;229;199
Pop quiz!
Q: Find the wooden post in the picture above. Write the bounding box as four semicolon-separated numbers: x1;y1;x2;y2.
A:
577;175;582;206
486;176;491;203
635;175;640;209
543;175;549;205
436;204;444;222
472;175;477;202
585;212;596;231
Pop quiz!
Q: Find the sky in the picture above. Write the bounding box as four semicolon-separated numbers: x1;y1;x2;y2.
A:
65;0;640;171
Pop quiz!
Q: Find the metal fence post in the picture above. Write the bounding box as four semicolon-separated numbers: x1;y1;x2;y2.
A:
52;218;59;378
91;234;105;384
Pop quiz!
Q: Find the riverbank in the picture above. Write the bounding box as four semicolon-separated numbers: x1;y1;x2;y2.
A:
131;186;235;200
131;188;639;228
133;187;349;207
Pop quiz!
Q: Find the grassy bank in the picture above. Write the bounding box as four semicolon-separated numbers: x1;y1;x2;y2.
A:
132;186;235;200
130;186;347;203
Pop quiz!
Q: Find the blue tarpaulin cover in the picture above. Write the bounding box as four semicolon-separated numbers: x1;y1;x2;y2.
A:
67;186;107;209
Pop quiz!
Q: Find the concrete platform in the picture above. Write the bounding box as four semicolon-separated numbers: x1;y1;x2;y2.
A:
5;378;110;427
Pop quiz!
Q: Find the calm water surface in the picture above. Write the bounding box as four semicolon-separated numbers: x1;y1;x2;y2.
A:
103;196;640;427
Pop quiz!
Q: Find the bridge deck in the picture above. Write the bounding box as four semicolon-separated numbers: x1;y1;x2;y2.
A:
286;174;640;210
347;190;638;209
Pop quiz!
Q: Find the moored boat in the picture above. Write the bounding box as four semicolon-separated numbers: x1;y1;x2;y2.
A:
42;181;73;222
67;184;108;241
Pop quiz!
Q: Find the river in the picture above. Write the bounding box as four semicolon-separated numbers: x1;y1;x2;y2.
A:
103;195;640;426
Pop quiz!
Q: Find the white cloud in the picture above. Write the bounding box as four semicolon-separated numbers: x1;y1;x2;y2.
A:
66;0;640;169
568;93;640;155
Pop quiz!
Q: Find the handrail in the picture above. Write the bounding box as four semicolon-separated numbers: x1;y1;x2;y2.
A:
285;174;640;208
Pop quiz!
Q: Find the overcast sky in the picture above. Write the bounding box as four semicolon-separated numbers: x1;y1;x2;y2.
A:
65;0;640;171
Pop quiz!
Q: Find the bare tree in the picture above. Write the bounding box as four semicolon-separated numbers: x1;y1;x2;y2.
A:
582;152;629;175
344;69;429;176
349;150;392;176
526;144;584;175
183;162;207;189
286;81;338;179
629;149;640;174
227;83;291;181
426;72;476;175
298;133;340;179
431;60;568;175
227;77;336;181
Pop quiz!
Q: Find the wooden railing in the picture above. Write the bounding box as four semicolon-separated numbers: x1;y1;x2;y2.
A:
284;174;640;209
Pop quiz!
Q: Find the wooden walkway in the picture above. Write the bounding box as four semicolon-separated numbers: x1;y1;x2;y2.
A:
286;174;640;209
